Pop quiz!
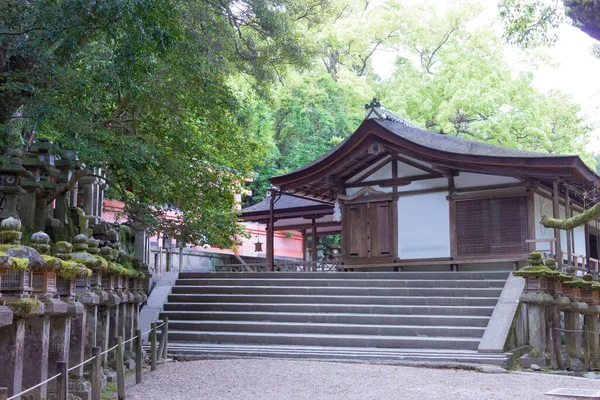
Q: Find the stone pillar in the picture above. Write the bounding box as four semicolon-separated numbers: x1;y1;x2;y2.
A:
80;175;96;217
584;314;600;366
519;289;554;367
47;316;71;395
131;222;147;265
97;305;110;365
22;315;50;399
34;193;47;232
0;148;28;221
69;303;92;400
565;309;584;369
69;311;87;374
0;320;25;396
126;303;135;352
85;304;98;358
109;305;120;350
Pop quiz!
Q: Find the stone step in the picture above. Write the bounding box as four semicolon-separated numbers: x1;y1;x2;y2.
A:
162;343;510;366
167;320;486;338
163;302;495;316
174;278;507;288
167;293;499;306
159;311;491;327
170;286;503;298
167;330;481;350
179;271;511;280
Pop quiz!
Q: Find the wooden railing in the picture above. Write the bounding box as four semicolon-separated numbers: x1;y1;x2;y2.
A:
215;261;340;272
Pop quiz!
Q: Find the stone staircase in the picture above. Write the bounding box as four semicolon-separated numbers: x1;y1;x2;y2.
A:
160;271;513;366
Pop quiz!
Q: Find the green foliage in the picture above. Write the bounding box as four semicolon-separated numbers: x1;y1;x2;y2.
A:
499;0;567;48
1;0;327;248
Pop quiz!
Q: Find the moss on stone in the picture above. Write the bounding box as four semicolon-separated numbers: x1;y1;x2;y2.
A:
0;230;22;243
10;257;30;272
6;298;41;318
0;244;21;252
42;255;90;279
563;278;600;290
529;252;543;261
92;255;109;270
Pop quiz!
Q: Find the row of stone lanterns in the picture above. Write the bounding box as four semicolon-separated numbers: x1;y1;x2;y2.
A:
0;217;148;398
515;252;600;371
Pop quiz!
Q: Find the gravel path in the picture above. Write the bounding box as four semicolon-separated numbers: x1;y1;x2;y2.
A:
126;359;600;400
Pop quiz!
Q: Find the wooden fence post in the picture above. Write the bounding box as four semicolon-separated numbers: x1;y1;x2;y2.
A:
56;361;68;400
91;347;101;400
151;322;157;371
116;336;126;400
135;329;143;384
0;387;7;400
162;317;169;359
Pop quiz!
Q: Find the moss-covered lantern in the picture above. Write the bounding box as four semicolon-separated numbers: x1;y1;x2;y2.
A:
0;218;33;297
28;231;61;299
513;252;567;294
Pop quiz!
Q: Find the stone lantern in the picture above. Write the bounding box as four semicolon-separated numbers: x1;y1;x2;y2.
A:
29;231;61;299
0;149;29;221
0;218;33;297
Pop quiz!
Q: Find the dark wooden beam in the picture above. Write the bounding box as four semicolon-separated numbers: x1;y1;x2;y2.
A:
267;193;276;271
344;173;442;189
391;154;439;175
348;156;392;185
453;182;525;194
311;218;317;263
274;221;340;231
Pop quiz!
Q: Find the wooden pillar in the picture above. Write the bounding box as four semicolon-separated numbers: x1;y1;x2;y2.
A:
553;181;562;263
267;191;276;271
302;233;308;262
311;219;317;263
565;189;572;266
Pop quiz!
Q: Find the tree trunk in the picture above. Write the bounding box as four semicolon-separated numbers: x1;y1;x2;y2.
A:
541;202;600;230
564;0;600;41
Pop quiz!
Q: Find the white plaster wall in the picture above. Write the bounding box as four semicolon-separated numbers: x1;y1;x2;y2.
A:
573;214;586;256
454;172;520;189
345;156;391;183
396;160;425;178
363;162;392;182
533;192;570;254
397;192;451;259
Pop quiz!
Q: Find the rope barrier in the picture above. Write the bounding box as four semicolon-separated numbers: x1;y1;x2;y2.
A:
122;335;138;345
7;373;61;400
101;344;119;356
142;322;166;337
4;320;167;398
68;355;96;372
553;327;600;336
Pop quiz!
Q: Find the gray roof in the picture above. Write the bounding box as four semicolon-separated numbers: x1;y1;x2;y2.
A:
274;112;568;180
375;118;566;158
243;194;332;214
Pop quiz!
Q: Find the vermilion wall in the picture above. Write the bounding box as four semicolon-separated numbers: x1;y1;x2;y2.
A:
101;199;303;259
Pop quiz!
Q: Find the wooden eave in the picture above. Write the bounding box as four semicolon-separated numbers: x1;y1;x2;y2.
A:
242;203;334;222
270;119;599;199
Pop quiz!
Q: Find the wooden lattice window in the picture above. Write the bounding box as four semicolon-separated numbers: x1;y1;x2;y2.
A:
456;196;528;256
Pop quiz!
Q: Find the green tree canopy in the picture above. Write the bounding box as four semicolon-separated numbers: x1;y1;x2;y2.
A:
1;0;326;246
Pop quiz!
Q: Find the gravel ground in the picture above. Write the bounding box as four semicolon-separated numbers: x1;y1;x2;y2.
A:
126;358;600;400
